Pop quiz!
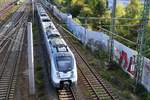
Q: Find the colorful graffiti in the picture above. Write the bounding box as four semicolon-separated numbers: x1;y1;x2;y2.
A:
114;47;136;76
127;55;136;75
145;60;150;72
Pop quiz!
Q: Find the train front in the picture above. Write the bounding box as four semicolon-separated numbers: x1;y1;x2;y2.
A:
51;53;77;88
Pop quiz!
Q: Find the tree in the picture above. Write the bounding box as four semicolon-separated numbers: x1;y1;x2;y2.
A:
70;4;82;17
94;0;107;16
117;0;143;40
116;4;125;17
87;0;107;16
125;0;142;23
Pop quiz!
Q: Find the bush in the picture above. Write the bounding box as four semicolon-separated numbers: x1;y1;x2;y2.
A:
36;64;42;71
135;83;150;99
70;4;82;17
122;90;131;99
36;79;44;89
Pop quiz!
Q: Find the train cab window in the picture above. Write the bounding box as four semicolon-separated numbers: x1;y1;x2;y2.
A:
40;13;47;16
42;18;51;22
56;56;73;73
48;34;60;39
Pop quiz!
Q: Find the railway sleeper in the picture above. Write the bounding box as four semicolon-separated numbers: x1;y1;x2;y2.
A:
90;94;98;98
97;92;108;95
0;78;10;81
59;92;72;95
0;82;9;84
0;85;8;88
59;94;72;98
8;96;14;99
0;90;7;93
0;86;7;89
0;91;7;95
0;96;6;100
59;98;74;100
93;85;101;88
98;95;110;98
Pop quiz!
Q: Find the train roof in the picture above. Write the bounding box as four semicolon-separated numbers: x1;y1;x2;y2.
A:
36;4;73;56
50;38;68;52
46;24;60;36
37;6;46;14
50;38;66;47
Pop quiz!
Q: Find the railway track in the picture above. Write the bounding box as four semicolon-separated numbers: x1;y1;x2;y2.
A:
57;87;76;100
59;26;118;100
0;2;29;100
0;3;14;16
0;4;27;53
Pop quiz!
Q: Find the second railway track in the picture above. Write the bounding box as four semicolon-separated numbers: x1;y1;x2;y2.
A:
0;2;29;100
0;4;27;53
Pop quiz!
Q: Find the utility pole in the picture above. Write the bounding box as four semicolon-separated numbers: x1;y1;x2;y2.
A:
32;0;34;23
108;0;116;67
67;0;70;14
84;15;88;45
135;0;150;85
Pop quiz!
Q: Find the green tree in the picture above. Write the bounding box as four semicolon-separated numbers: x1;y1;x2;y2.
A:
86;0;107;16
70;4;83;17
117;0;142;40
79;4;93;17
116;4;125;17
125;0;142;23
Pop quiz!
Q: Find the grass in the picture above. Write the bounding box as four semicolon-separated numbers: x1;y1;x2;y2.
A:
33;12;48;99
32;23;39;40
35;64;44;89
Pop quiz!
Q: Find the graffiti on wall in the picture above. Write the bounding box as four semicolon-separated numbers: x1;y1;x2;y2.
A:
87;39;107;51
142;59;150;92
113;47;136;76
145;60;150;72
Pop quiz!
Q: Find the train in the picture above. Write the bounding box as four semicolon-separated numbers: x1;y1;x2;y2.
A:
36;3;77;88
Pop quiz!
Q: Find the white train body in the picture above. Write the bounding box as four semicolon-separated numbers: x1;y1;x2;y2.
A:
36;4;77;88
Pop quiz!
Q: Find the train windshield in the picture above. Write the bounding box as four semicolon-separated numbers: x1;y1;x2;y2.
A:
41;13;47;16
56;56;73;73
48;34;60;39
42;18;51;22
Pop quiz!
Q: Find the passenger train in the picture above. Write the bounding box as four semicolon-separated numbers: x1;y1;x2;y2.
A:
36;3;77;88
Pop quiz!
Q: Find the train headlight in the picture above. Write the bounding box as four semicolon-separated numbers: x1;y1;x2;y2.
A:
56;72;60;78
71;71;74;77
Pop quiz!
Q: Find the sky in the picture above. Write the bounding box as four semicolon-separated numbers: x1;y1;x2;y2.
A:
108;0;144;8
